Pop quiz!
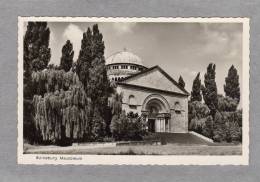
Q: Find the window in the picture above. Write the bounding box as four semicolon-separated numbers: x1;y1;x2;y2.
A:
129;105;137;109
113;65;119;69
121;65;128;69
174;102;182;114
129;95;137;108
115;77;118;81
175;110;181;114
130;66;137;70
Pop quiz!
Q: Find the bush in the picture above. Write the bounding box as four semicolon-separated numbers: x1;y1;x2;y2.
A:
218;95;239;112
202;116;213;138
110;111;147;141
213;111;242;143
213;111;227;142
188;101;212;136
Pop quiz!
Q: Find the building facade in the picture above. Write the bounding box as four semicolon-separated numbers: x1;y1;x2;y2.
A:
106;50;189;133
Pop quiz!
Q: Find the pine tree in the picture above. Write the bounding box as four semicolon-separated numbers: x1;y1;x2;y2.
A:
202;63;218;117
191;72;202;102
224;65;240;103
178;75;185;89
60;40;74;72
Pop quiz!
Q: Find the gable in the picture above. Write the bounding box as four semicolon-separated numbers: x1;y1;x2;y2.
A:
120;66;188;95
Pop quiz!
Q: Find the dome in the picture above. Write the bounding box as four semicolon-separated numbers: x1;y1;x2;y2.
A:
106;50;144;66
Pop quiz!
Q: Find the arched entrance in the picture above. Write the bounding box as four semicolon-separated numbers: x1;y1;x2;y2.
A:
141;94;171;133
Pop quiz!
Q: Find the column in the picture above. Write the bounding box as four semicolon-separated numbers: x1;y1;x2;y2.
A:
162;118;165;132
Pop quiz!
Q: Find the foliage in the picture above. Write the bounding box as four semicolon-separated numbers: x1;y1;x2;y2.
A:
224;65;240;103
202;116;214;138
110;111;147;141
235;109;242;127
76;27;92;90
202;63;218;117
32;84;90;144
188;101;211;122
60;40;74;72
212;111;227;142
178;75;185;89
212;111;242;142
188;101;211;134
109;93;123;116
31;69;78;96
222;112;241;142
190;72;202;102
76;24;111;138
23;22;51;143
218;94;239;112
24;22;51;77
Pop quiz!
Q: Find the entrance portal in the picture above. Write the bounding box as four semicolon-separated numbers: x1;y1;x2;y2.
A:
142;94;171;133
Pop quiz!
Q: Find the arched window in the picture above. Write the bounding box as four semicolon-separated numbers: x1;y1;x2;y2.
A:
115;77;118;81
174;102;182;114
129;95;137;109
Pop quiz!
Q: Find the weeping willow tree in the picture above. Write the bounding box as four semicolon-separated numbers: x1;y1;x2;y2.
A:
31;69;77;96
31;69;91;144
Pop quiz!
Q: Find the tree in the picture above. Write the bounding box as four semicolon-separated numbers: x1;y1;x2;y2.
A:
212;111;227;142
224;65;240;103
202;116;213;138
76;24;110;139
23;22;51;143
178;76;185;89
76;27;92;91
188;101;211;134
191;73;202;102
110;111;146;141
32;71;90;144
202;63;218;117
218;94;238;112
60;40;74;72
24;22;51;78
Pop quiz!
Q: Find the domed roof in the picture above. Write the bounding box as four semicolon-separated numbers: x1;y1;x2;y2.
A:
106;50;144;66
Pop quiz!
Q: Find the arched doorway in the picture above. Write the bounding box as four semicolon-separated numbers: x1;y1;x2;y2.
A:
141;94;171;133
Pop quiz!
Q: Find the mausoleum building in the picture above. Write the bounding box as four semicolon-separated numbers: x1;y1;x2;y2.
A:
106;50;189;133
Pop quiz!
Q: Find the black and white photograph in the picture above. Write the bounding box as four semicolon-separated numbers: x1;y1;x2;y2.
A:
17;17;249;165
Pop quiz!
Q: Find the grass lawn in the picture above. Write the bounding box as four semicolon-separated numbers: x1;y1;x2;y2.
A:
24;143;242;155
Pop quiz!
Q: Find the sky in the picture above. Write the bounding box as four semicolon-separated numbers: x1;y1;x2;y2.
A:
24;21;243;101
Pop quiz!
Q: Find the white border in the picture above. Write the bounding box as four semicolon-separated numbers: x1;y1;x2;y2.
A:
17;17;250;165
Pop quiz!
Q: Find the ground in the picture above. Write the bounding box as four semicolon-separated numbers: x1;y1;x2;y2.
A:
24;143;241;155
24;133;242;155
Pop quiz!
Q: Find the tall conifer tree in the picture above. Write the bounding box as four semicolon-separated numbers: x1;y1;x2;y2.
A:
76;27;92;90
24;22;51;99
191;73;202;102
76;24;110;139
23;22;51;143
224;65;240;103
60;40;74;72
178;75;185;89
202;63;218;117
